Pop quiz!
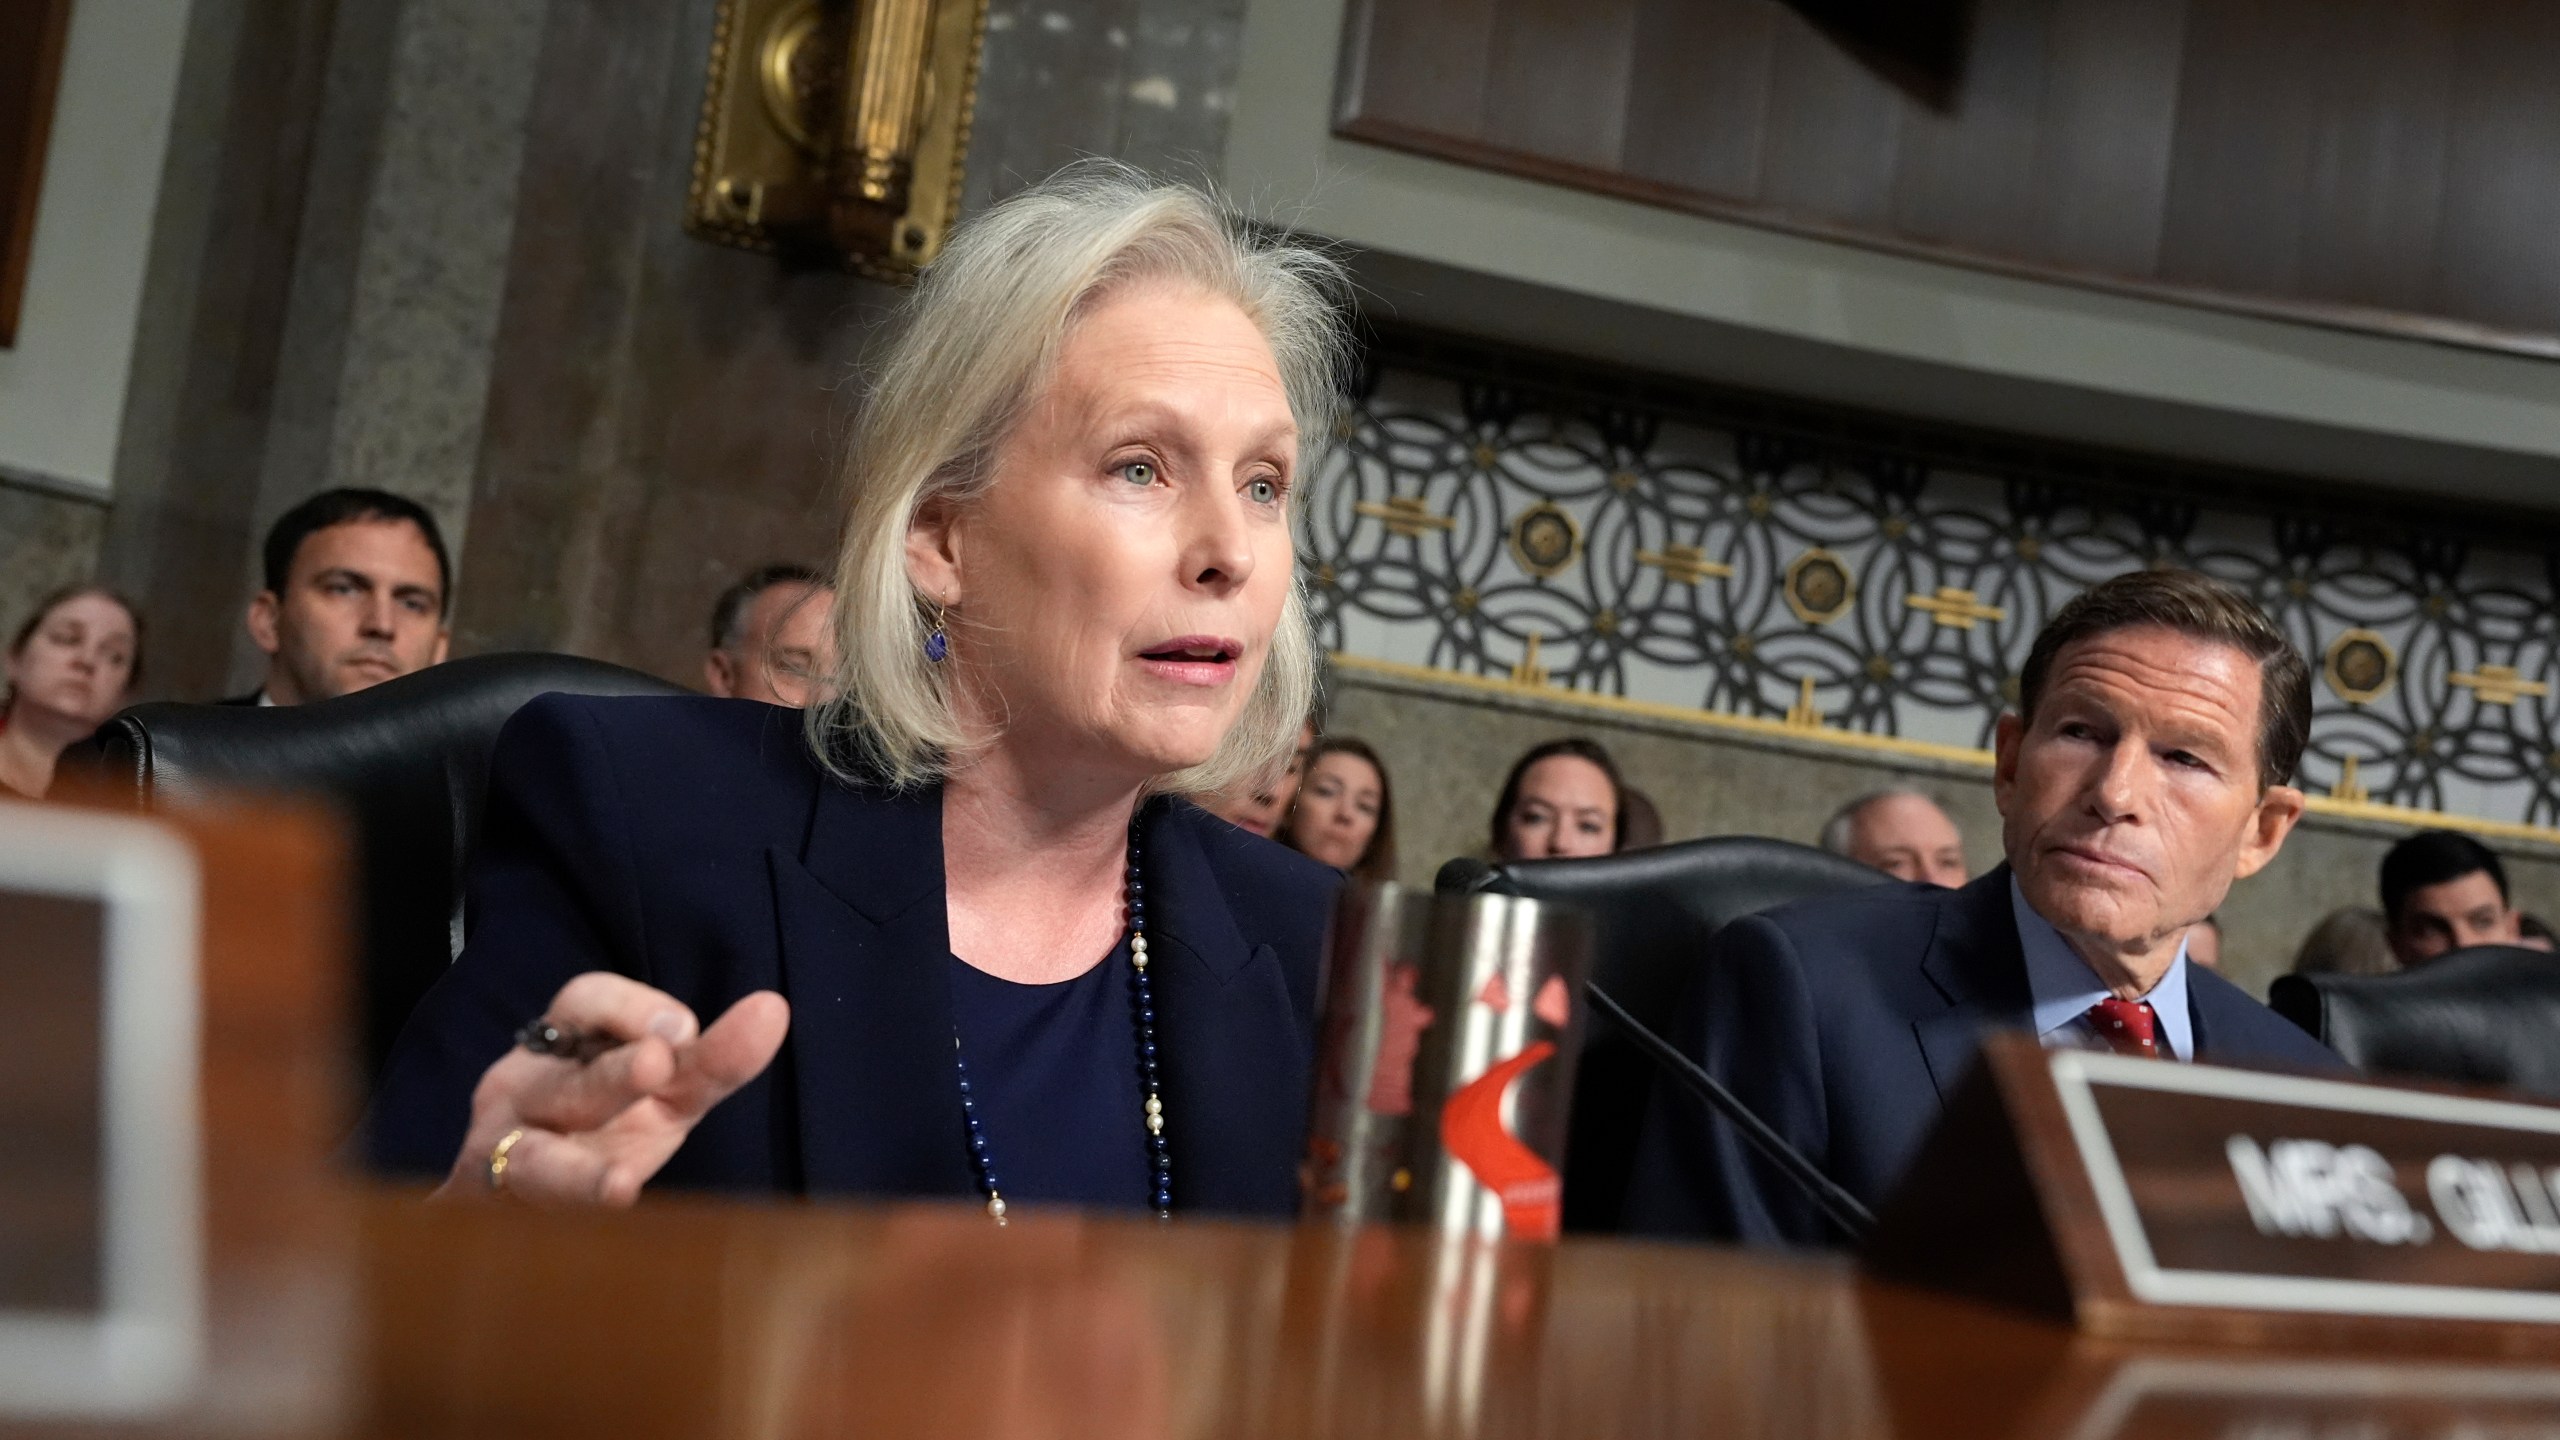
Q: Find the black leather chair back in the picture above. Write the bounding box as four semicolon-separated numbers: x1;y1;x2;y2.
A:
2269;946;2560;1100
1438;837;1888;1231
64;653;688;1084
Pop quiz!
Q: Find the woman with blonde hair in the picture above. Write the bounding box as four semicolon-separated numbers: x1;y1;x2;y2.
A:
368;164;1351;1218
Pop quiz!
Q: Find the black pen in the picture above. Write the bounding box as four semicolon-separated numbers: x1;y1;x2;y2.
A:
514;1018;619;1064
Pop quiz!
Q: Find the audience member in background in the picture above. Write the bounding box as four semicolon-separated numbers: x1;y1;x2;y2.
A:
1280;736;1395;880
2185;913;2223;969
1818;787;1967;888
2520;914;2557;953
1208;714;1316;839
230;488;450;706
703;564;835;707
2380;829;2521;967
1620;785;1666;851
2290;907;2398;977
0;585;142;799
1491;737;1624;861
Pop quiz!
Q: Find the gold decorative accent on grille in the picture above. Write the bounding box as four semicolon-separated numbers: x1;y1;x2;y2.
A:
1354;495;1455;539
1508;502;1582;578
1637;543;1734;587
1509;633;1548;689
1905;586;2005;631
2331;754;2371;804
1783;549;1854;625
2323;629;2397;705
1785;675;1824;729
2450;664;2548;707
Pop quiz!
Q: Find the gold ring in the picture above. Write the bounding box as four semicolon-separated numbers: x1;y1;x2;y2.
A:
486;1127;527;1192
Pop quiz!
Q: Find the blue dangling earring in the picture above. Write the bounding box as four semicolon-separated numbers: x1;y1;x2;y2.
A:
924;629;948;663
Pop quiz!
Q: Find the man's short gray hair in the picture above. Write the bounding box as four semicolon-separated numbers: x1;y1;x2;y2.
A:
803;161;1352;795
1818;787;1946;856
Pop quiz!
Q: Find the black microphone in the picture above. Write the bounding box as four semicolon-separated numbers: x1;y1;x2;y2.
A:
1580;983;1876;1242
1434;856;1876;1241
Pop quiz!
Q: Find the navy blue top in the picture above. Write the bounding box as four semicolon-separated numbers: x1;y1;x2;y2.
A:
948;942;1150;1211
363;693;1340;1215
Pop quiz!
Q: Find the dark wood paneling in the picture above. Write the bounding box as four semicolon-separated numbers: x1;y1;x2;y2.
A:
1336;0;1502;143
1620;0;1775;200
0;0;71;346
1338;0;2560;354
1756;9;1903;226
2433;3;2560;331
2025;0;2185;275
1481;0;1638;169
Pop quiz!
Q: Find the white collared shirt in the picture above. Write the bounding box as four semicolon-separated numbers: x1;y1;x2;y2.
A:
2009;876;2195;1061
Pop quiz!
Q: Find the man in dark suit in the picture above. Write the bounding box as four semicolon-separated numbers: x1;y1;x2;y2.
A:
1626;569;2344;1247
221;488;451;706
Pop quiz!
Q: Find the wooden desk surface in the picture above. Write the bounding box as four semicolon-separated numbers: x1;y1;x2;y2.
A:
347;1193;2560;1440
14;794;2559;1438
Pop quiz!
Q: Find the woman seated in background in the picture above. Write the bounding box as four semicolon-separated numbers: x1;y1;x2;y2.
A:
365;163;1352;1218
1205;713;1316;839
0;585;142;799
1278;735;1395;881
1489;737;1625;861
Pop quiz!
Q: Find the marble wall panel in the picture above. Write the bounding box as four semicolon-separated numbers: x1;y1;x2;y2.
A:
455;0;1253;679
0;485;108;640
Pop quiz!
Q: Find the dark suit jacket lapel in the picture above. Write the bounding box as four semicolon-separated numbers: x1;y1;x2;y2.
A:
1142;800;1309;1213
1912;865;2036;1100
768;776;975;1199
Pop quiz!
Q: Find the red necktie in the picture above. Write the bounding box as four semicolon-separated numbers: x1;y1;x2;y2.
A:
2087;998;2162;1059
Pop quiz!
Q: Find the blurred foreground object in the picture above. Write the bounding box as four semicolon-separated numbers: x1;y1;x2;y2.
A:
0;788;353;1432
1301;884;1592;1240
1438;838;1884;1231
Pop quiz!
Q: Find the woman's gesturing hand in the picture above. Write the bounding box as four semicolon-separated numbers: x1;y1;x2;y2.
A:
439;973;790;1205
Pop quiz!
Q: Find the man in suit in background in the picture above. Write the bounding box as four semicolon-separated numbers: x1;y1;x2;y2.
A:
701;564;834;708
1626;569;2342;1247
227;488;451;706
2380;829;2522;967
1818;786;1969;888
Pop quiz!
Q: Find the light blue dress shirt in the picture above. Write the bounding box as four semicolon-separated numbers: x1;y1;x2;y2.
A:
2009;876;2194;1061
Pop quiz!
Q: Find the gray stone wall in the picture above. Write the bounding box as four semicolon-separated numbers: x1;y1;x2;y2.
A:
0;483;109;639
1329;666;2560;1001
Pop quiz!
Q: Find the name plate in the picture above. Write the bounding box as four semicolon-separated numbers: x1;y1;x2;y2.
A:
1867;1034;2560;1347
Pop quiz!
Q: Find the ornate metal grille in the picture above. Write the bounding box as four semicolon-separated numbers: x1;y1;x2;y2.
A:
1300;357;2560;831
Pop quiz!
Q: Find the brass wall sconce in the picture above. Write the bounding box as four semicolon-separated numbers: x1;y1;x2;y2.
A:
687;0;989;281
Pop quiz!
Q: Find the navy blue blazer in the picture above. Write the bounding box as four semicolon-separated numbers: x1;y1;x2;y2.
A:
365;693;1339;1215
1622;866;2344;1248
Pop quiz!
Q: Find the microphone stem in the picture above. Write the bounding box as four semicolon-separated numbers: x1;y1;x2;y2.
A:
1585;982;1878;1243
